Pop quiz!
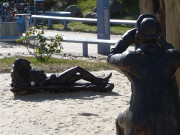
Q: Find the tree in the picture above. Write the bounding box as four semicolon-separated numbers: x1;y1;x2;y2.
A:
139;0;180;96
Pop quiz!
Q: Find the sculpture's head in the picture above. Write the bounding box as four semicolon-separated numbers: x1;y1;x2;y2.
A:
13;58;31;71
136;14;161;43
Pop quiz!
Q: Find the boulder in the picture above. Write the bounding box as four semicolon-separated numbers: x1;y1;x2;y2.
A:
110;0;123;16
63;0;77;5
49;2;63;11
48;0;78;11
84;12;97;18
93;0;122;17
93;7;97;13
64;5;83;18
83;12;97;25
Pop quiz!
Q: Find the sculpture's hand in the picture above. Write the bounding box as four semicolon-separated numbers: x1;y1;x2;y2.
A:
49;74;56;80
110;28;136;54
158;36;174;50
38;75;56;86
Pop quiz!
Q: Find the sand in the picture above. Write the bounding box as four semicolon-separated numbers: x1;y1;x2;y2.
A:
0;70;131;135
0;31;132;135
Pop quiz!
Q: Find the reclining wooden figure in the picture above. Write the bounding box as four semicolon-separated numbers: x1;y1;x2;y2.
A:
107;14;180;135
11;58;114;95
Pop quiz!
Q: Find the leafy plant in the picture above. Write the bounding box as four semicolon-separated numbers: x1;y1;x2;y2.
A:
17;27;63;61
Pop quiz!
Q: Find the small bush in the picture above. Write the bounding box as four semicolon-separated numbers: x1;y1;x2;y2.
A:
17;27;63;62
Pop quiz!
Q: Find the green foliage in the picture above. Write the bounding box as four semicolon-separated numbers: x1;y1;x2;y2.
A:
75;0;96;16
17;27;63;62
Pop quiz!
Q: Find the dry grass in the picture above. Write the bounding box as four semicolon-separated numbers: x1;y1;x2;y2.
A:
0;56;109;73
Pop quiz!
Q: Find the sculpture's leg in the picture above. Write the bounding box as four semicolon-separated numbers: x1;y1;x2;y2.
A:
116;108;132;135
69;66;97;83
77;66;112;84
57;66;111;84
116;119;124;135
56;66;95;84
67;74;81;84
73;66;112;84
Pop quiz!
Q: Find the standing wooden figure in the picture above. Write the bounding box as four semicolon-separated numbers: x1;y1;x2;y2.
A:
108;14;180;135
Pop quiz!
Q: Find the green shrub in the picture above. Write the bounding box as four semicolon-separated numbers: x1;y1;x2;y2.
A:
17;27;63;62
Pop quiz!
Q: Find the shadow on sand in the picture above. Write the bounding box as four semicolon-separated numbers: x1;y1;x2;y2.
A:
13;91;120;102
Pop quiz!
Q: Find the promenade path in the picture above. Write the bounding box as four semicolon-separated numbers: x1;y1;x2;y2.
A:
0;30;134;58
44;30;123;56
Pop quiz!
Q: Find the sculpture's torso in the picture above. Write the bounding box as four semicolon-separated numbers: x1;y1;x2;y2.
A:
121;49;180;134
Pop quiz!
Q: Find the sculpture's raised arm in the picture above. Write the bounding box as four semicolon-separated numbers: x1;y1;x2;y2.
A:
107;28;137;73
158;36;174;50
110;28;136;54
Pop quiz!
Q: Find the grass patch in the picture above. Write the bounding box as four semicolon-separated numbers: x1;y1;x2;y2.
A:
0;56;108;73
76;0;96;16
40;21;134;35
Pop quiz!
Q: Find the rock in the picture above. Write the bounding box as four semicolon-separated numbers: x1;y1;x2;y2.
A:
93;0;122;17
93;7;97;13
84;12;97;18
49;2;63;11
64;5;83;18
83;12;97;25
48;0;78;11
110;0;123;16
63;0;77;5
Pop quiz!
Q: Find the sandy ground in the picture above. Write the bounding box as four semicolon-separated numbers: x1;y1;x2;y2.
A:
0;70;131;135
0;31;132;135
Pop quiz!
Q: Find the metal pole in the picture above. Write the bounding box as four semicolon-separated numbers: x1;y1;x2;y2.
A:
97;0;110;55
34;0;37;15
27;0;30;14
83;42;88;57
33;0;37;25
1;0;4;22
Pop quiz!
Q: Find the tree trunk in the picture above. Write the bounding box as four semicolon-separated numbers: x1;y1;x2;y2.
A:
164;0;180;97
139;0;180;96
138;0;180;134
